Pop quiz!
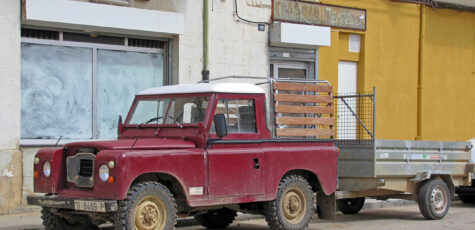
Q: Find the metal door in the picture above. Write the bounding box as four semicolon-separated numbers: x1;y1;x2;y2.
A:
337;61;357;139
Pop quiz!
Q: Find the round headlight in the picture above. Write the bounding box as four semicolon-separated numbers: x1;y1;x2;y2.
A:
43;161;51;177
99;165;109;182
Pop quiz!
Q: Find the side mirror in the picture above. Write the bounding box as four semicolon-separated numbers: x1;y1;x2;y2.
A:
214;114;228;138
117;115;123;136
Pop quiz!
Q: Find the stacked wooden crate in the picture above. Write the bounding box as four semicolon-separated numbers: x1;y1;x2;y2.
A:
273;82;334;138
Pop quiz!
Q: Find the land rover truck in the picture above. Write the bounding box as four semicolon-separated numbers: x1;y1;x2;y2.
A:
27;78;340;230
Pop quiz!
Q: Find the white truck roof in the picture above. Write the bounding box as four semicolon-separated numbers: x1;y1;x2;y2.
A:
137;83;265;95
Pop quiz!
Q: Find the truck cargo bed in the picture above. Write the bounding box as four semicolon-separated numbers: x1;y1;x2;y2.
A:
338;140;471;178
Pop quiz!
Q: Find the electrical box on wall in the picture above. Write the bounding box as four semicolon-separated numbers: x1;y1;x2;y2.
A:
258;24;266;31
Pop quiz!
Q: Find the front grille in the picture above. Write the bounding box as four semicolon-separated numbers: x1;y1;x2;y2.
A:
67;153;95;188
78;159;94;177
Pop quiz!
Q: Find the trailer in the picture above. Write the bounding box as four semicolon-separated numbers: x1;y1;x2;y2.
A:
334;90;474;219
200;76;474;220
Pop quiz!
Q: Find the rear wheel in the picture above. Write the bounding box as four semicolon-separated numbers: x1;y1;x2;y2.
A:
264;175;314;230
417;179;450;220
114;181;177;230
41;207;98;230
337;197;365;215
194;208;237;229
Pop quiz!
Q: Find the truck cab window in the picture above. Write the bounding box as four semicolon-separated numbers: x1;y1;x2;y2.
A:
128;99;169;125
127;97;209;125
211;99;257;134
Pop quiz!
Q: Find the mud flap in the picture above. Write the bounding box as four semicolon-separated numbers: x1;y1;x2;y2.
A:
317;192;336;220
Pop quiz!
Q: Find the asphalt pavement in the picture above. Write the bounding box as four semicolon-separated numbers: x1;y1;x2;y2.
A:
0;199;474;230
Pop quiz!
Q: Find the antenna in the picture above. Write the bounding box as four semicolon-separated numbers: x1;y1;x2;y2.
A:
55;136;63;149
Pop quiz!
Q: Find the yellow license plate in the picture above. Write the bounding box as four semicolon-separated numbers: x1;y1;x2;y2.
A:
74;200;106;212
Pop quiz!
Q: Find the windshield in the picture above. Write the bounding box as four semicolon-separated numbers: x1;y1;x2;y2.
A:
127;96;210;125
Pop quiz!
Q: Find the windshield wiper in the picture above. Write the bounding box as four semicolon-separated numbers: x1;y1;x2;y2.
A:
136;116;183;129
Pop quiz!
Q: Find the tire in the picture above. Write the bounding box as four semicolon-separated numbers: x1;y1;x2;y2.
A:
194;208;237;229
41;207;98;230
337;197;365;215
114;181;177;230
417;179;450;220
264;175;314;230
459;194;475;204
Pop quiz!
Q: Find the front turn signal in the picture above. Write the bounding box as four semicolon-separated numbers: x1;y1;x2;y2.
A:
108;176;114;184
34;171;39;179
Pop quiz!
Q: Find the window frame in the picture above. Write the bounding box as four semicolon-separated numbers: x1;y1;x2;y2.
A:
20;32;168;146
208;94;262;140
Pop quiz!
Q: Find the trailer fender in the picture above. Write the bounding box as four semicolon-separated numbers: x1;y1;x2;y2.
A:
411;172;455;197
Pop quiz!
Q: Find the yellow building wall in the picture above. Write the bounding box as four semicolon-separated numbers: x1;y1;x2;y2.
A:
319;0;474;141
420;7;475;141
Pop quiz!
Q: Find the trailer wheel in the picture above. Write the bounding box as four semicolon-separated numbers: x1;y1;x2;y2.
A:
417;179;450;220
264;175;314;230
114;181;177;230
337;197;365;215
41;207;98;230
194;208;237;229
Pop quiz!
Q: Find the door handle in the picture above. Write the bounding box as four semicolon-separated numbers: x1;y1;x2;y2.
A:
253;158;260;169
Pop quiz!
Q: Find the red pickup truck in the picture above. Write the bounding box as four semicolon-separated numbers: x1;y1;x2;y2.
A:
28;79;339;230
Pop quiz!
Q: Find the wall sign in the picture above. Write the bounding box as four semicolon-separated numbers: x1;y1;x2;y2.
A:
272;0;366;30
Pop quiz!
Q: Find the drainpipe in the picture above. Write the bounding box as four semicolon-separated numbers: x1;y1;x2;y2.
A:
416;5;425;140
202;0;210;82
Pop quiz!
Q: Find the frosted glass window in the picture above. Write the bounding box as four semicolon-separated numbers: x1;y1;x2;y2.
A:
21;44;93;139
97;50;163;139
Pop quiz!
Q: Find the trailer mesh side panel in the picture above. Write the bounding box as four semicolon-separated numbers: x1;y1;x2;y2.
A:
334;89;375;145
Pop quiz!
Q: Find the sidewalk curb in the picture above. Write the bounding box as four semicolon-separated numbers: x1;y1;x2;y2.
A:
6;206;41;215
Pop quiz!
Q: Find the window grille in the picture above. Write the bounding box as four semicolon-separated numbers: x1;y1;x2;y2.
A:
63;32;125;45
21;28;59;40
128;38;165;49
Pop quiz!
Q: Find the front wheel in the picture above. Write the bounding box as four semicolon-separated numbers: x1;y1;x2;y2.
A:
417;179;450;220
114;181;177;230
194;208;237;229
337;197;365;215
264;175;314;230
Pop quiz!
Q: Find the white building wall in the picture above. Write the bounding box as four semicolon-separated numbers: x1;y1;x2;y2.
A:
0;0;21;150
176;0;271;84
0;0;23;215
209;0;270;79
177;0;204;84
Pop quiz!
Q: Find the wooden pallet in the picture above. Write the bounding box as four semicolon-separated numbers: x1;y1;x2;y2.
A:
273;82;334;138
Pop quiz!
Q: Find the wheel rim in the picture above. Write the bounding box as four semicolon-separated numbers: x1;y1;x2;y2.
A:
281;187;306;224
134;195;167;230
430;185;448;214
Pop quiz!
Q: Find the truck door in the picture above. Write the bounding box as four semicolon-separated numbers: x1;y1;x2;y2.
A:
207;97;265;197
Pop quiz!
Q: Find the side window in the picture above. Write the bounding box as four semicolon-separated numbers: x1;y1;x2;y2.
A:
211;99;257;134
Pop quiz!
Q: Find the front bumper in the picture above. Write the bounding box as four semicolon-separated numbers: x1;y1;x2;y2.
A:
27;195;118;212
